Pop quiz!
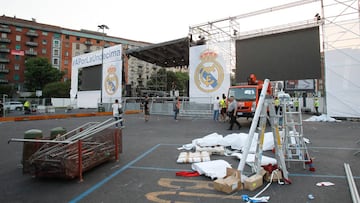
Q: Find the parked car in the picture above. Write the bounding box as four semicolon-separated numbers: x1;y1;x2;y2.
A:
4;101;23;111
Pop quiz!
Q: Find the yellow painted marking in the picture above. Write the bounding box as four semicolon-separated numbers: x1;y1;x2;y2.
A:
146;191;243;203
146;178;244;202
158;178;213;190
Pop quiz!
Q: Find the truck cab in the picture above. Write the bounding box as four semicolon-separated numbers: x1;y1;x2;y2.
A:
228;85;260;118
228;74;272;119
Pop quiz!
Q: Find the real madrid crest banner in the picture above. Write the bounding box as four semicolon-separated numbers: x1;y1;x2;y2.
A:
189;43;231;103
102;45;122;101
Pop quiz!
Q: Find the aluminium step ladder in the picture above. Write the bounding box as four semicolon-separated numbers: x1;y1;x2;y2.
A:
281;102;311;168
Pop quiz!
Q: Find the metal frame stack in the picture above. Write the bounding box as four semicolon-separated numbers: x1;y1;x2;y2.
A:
9;118;123;181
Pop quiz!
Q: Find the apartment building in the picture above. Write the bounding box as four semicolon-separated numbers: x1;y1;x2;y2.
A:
0;15;158;95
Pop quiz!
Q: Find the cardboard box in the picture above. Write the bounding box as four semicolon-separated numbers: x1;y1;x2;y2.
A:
214;168;242;194
244;168;266;191
265;169;283;182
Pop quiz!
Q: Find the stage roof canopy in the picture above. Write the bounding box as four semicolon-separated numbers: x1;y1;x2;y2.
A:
125;37;190;67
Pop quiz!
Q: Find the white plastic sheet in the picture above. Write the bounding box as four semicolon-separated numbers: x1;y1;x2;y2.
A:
231;153;277;166
191;160;231;179
304;114;341;122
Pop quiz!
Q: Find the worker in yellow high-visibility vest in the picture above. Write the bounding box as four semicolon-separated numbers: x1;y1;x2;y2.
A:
294;98;299;112
314;98;320;115
219;94;227;122
274;97;280;114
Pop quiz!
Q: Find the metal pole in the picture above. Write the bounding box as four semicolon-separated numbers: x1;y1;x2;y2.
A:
97;24;109;105
3;94;7;118
344;163;360;203
100;29;104;104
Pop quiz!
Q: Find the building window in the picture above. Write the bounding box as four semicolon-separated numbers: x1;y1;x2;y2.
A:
14;64;20;70
14;74;20;81
42;39;47;45
65;51;69;56
76;43;80;50
53;40;60;48
65;35;70;39
64;60;68;65
15;55;20;61
42;48;46;54
96;40;100;44
16;35;21;41
42;31;48;36
76;37;80;41
1;33;7;38
16;27;22;32
53;49;59;56
15;45;21;50
65;42;69;47
53;58;59;65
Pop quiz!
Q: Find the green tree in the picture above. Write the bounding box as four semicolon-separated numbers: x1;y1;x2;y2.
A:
24;57;64;91
0;84;15;97
43;80;71;98
147;69;189;95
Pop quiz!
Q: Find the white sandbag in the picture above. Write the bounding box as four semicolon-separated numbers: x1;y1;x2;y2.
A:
191;160;231;179
177;151;211;163
195;145;225;155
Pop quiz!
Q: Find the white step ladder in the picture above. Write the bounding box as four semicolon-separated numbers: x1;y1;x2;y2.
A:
238;79;290;183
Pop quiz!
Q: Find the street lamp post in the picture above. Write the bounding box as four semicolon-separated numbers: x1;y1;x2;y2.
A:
2;94;8;118
97;24;109;105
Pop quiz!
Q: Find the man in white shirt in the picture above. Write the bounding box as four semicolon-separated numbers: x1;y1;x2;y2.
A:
112;99;122;127
227;96;241;130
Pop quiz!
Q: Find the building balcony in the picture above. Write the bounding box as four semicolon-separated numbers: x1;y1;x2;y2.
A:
0;38;11;43
26;41;38;46
0;48;10;53
0;58;10;63
0;79;9;84
26;31;39;37
0;27;11;33
25;50;38;56
0;67;9;73
84;41;92;46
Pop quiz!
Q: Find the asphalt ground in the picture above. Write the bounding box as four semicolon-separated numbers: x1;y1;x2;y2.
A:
0;112;359;203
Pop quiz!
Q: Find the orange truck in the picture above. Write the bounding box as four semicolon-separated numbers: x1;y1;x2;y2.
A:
228;74;271;119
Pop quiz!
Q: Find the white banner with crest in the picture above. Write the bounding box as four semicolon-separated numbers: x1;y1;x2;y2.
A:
189;42;231;103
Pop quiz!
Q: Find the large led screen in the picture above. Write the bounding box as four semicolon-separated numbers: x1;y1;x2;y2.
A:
78;65;102;91
235;26;321;82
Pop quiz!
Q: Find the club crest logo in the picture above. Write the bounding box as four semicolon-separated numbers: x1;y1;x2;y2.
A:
194;50;224;93
104;66;119;95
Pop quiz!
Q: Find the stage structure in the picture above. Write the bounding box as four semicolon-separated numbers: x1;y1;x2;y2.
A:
70;45;122;108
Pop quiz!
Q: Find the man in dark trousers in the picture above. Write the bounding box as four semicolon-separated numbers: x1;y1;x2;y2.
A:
227;96;241;130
